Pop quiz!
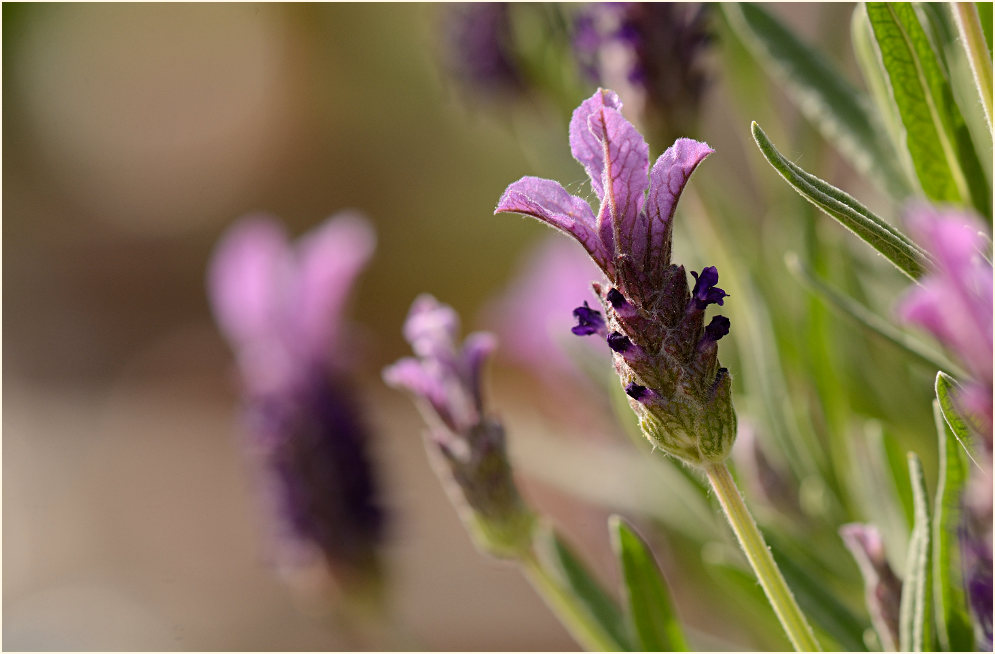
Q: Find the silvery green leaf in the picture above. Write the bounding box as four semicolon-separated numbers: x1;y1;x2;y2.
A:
930;401;975;651
752;122;929;279
899;452;933;652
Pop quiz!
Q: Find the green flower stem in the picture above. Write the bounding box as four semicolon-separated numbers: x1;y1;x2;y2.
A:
706;462;821;651
519;547;621;652
952;2;994;131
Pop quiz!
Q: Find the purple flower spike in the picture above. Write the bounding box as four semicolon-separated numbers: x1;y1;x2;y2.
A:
385;296;534;557
691;266;727;309
208;212;383;587
572;302;607;336
495;89;734;467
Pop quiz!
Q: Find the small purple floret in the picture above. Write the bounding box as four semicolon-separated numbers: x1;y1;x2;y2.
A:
572;301;606;336
625;382;648;400
704;315;731;342
607;332;631;352
607;287;628;308
691;266;727;309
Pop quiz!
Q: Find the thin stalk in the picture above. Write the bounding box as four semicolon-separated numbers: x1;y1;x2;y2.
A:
706;462;821;651
519;548;621;652
952;2;994;132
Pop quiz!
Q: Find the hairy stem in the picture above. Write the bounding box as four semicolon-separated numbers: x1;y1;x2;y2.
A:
706;462;821;651
519;547;621;652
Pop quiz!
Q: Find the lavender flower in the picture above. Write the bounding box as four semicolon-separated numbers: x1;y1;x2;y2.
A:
207;213;384;587
441;4;524;98
384;295;534;557
897;204;993;444
572;4;712;146
495;88;734;467
896;204;993;647
839;523;903;651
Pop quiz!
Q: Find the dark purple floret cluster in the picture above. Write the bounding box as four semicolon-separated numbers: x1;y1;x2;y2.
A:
442;3;524;98
496;89;736;466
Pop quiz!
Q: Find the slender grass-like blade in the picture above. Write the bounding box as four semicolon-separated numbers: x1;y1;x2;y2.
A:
610;516;688;651
723;3;909;198
898;452;933;652
930;401;975;651
752;122;929;279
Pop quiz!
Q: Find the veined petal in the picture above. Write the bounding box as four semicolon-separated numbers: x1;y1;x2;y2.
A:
292;212;376;363
645;138;713;278
587;104;650;267
568;88;622;200
495;176;610;271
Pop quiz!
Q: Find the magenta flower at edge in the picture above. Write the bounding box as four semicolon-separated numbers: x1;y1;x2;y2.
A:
897;204;993;442
495;88;735;466
208;212;384;588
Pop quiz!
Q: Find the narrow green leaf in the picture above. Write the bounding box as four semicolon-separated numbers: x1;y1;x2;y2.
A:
931;401;975;651
785;253;964;376
532;524;632;651
935;371;982;466
609;516;688;652
722;3;909;197
899;452;933;652
866;3;989;214
752;122;929;279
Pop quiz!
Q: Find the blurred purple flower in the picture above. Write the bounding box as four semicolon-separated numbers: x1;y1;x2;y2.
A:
384;295;534;557
441;3;524;98
897;204;993;443
208;212;384;587
839;523;902;651
483;236;605;386
572;3;712;146
495;88;735;467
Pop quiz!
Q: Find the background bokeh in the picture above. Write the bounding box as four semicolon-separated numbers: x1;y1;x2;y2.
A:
4;3;936;650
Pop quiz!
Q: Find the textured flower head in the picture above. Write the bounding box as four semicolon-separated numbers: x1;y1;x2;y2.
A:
495;89;735;466
896;204;993;442
384;295;534;557
207;213;384;587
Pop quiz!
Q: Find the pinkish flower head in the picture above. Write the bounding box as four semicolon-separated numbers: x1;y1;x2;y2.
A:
495;88;733;466
897;204;993;441
207;212;384;587
384;295;534;557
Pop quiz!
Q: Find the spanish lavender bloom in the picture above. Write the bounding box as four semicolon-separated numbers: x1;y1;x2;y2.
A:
384;295;534;557
897;204;993;444
572;3;712;146
495;88;735;467
208;213;384;587
839;523;903;651
897;204;994;647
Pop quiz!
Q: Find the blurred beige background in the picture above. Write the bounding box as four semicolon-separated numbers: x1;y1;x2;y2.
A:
3;3;857;650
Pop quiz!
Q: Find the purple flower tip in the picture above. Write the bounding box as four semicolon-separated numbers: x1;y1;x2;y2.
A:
607;287;628;309
625;382;648;400
704;315;730;342
691;266;727;309
571;301;606;336
607;332;631;352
